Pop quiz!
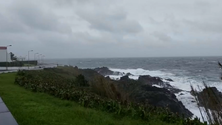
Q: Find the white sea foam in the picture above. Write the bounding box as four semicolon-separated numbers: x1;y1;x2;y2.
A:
108;67;222;121
110;68;174;78
152;84;163;88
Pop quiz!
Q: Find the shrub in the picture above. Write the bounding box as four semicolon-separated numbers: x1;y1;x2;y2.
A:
75;74;89;87
90;75;129;104
14;68;204;124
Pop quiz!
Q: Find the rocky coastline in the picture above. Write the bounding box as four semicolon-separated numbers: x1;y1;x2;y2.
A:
93;67;193;117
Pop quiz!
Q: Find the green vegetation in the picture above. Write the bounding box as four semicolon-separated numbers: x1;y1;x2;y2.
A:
0;73;162;125
0;60;37;67
23;64;36;66
0;67;205;125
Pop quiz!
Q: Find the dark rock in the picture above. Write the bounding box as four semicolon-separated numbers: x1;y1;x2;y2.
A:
117;78;193;118
190;89;195;96
165;78;174;82
138;85;192;117
94;67;122;76
79;68;102;81
126;72;133;76
138;75;182;93
138;75;163;86
105;76;110;79
164;83;182;93
197;87;222;110
80;67;191;117
94;67;114;76
120;75;130;81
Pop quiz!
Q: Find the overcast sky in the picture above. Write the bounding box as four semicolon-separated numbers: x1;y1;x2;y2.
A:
0;0;222;59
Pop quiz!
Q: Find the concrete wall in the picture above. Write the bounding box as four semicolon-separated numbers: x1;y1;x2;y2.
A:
0;50;11;62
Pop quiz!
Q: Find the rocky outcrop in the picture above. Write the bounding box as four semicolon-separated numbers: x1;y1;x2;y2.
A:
93;67;191;117
94;67;123;76
138;75;163;86
94;67;115;76
165;78;174;82
137;85;192;117
196;87;222;110
117;76;193;118
138;75;182;93
94;67;180;93
94;67;132;76
120;75;130;81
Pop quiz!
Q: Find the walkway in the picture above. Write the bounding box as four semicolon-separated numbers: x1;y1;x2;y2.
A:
0;97;18;125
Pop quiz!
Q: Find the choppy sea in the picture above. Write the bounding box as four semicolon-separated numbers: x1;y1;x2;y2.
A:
45;56;222;120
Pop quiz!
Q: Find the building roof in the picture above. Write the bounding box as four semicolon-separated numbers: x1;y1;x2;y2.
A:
0;47;7;50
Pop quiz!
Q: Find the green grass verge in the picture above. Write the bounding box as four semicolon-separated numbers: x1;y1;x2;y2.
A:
0;73;176;125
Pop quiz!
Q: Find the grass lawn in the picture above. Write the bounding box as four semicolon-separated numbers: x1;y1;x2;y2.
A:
0;73;176;125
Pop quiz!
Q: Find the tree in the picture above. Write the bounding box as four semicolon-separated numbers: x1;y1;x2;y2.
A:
10;52;17;61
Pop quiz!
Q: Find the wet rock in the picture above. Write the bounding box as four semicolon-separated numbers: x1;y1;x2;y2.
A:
117;78;193;118
138;75;163;86
165;78;174;82
138;75;182;93
138;85;193;118
81;67;190;117
196;87;222;110
94;67;122;76
125;72;133;76
94;67;114;76
120;75;130;81
105;76;110;79
191;100;196;103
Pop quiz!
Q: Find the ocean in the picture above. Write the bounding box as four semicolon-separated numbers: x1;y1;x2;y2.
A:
45;56;222;119
45;56;222;84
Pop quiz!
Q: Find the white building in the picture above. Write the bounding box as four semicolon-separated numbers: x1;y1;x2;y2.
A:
0;47;12;62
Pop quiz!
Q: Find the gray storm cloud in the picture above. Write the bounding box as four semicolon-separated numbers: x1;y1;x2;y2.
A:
76;10;143;34
0;0;222;58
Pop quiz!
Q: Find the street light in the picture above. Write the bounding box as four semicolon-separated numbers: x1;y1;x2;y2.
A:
28;50;33;69
42;55;45;64
34;53;38;60
24;55;27;61
5;45;12;71
37;54;42;64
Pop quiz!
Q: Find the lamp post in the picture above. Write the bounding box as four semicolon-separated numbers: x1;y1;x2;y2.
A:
24;55;27;61
5;45;12;71
28;50;33;69
34;53;38;67
34;53;38;60
38;54;42;64
42;55;45;64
